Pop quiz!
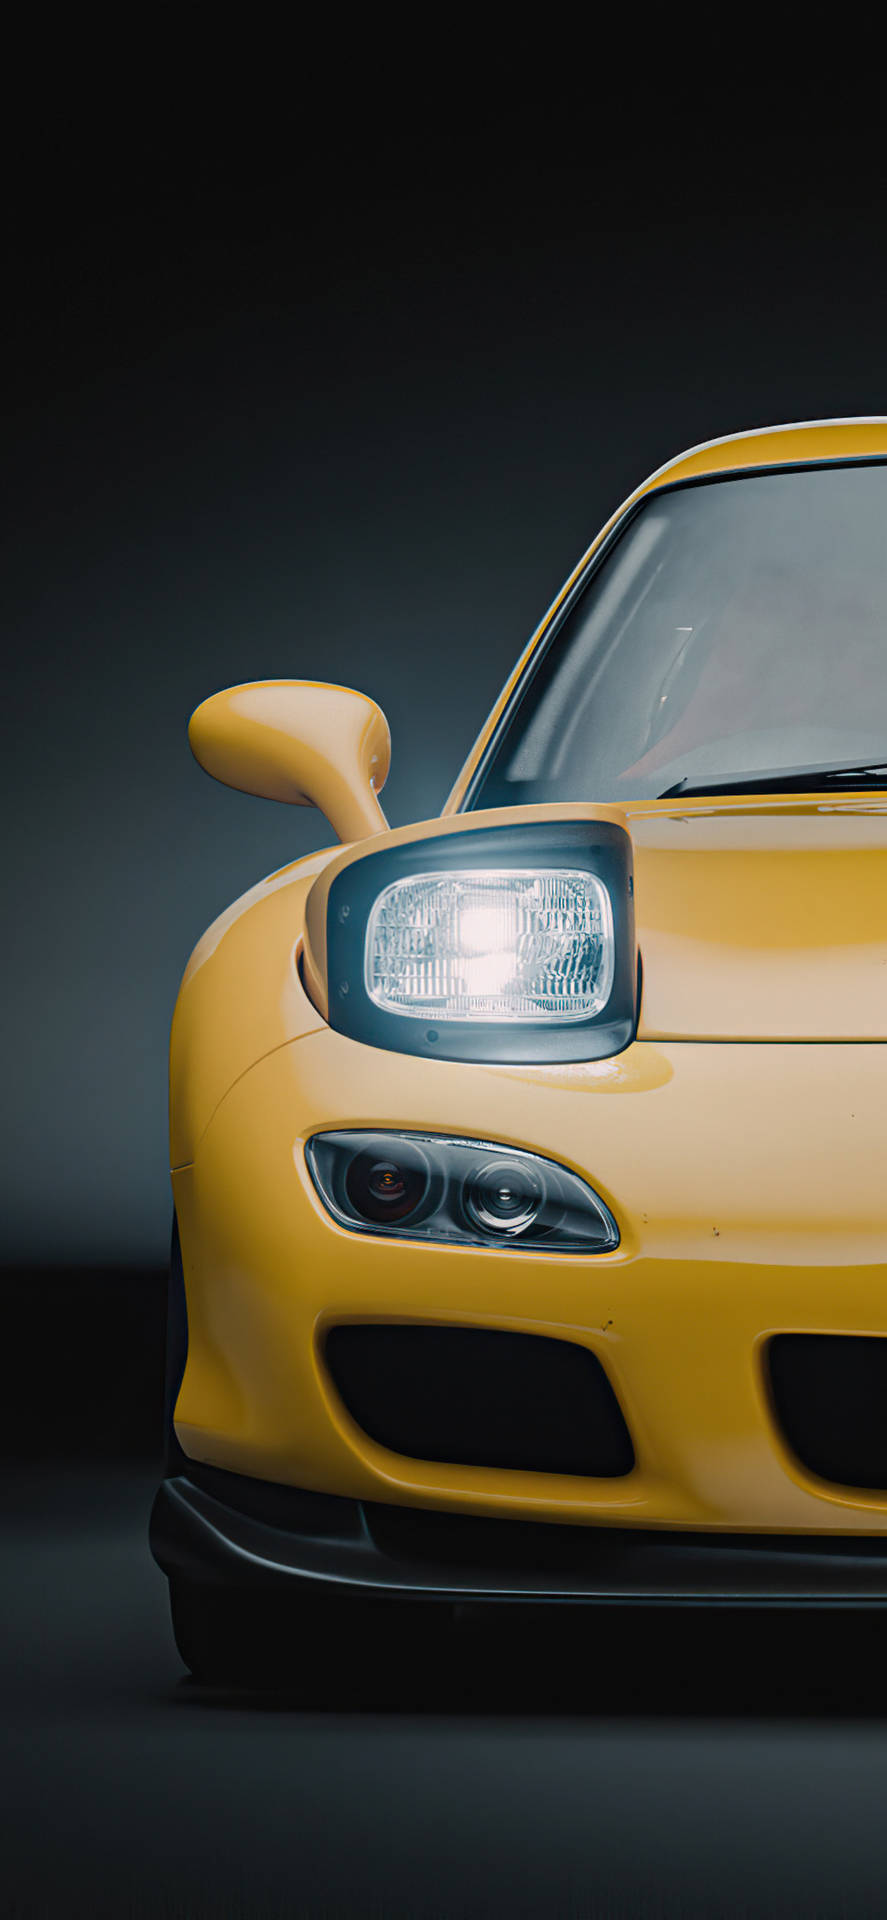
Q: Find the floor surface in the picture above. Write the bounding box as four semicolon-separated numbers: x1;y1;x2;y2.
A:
4;1463;887;1917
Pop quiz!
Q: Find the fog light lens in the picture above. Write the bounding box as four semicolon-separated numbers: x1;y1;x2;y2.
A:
463;1158;544;1237
306;1130;619;1252
345;1142;429;1223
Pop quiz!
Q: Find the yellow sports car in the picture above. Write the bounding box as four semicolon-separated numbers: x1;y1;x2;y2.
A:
151;417;887;1679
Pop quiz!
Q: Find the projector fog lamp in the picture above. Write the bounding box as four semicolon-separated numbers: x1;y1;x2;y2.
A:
305;1131;619;1253
463;1158;544;1236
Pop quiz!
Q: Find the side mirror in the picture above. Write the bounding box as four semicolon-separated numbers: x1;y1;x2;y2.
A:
188;680;391;843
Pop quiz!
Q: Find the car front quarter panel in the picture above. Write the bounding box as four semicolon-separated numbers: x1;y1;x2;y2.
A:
169;845;337;1169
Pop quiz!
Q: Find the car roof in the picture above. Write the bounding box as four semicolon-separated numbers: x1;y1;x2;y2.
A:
641;416;887;487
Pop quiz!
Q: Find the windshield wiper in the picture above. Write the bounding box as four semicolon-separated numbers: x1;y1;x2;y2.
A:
659;758;887;799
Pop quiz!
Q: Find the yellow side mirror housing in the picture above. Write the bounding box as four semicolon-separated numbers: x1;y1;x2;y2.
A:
188;680;391;843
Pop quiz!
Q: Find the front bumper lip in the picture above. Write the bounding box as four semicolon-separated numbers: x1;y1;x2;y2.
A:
150;1470;887;1606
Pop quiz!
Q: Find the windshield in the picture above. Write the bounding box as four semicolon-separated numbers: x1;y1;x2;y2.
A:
468;463;887;806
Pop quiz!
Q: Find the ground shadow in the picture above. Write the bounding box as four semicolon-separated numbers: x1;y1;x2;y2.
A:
173;1601;887;1721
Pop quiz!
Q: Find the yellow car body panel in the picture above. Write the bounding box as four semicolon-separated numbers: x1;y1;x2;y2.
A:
169;847;332;1169
165;418;887;1560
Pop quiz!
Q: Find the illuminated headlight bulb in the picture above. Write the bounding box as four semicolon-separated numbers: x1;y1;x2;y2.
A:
454;900;516;998
364;868;614;1023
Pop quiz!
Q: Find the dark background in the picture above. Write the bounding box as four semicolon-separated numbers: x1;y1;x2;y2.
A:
6;74;887;1916
6;104;887;1273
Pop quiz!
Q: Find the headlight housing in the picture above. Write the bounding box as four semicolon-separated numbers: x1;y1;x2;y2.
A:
305;1130;620;1253
320;817;637;1063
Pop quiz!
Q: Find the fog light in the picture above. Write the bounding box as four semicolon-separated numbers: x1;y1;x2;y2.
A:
462;1158;544;1237
305;1130;619;1252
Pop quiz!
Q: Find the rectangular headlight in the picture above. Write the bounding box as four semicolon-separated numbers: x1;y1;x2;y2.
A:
319;816;636;1065
365;869;614;1022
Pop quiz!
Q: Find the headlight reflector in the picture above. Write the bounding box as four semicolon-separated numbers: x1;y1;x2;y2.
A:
364;869;614;1023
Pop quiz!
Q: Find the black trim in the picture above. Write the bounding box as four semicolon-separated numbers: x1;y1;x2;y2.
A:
325;817;637;1064
660;754;887;799
459;454;887;814
150;1464;887;1605
179;1457;362;1536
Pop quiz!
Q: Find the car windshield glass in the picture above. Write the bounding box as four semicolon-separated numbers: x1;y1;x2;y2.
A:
468;463;887;806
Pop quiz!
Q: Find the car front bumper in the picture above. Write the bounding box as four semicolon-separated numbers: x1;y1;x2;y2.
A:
170;1028;887;1537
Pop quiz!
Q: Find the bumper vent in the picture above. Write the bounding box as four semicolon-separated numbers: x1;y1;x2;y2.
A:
769;1334;887;1490
324;1324;634;1478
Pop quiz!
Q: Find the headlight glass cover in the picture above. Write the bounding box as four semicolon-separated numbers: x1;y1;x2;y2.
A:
365;868;614;1023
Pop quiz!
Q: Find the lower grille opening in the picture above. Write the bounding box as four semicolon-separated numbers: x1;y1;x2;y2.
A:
324;1323;634;1478
768;1334;887;1491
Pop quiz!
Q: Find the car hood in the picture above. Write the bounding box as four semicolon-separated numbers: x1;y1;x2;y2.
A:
302;794;887;1047
629;796;887;1041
